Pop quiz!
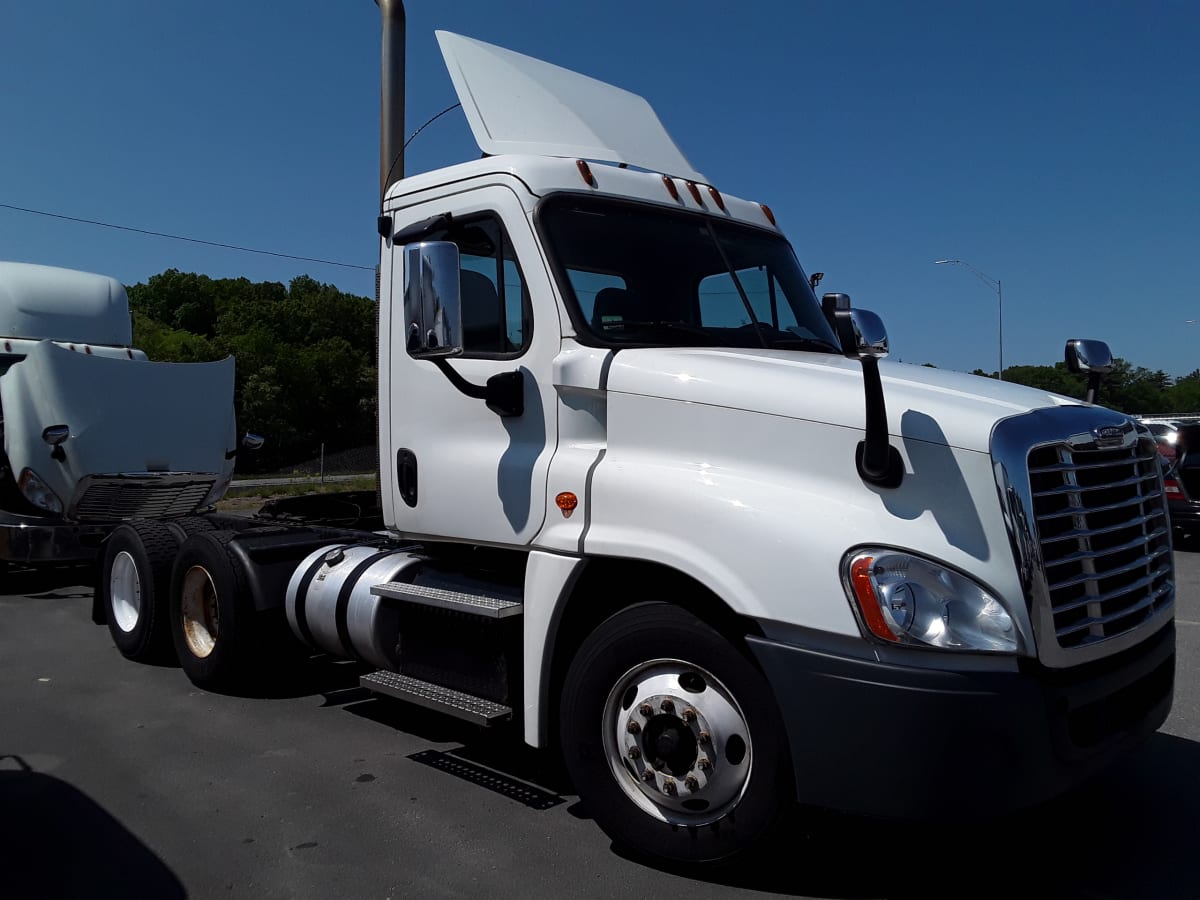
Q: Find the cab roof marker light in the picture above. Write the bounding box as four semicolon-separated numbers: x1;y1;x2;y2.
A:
662;175;681;202
576;159;597;188
759;203;777;226
707;186;726;211
685;181;704;205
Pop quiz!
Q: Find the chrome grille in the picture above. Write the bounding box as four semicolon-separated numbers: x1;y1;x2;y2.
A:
1027;437;1173;650
71;476;216;522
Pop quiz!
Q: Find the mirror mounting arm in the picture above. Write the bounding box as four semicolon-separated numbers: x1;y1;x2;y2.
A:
856;357;904;488
432;359;524;418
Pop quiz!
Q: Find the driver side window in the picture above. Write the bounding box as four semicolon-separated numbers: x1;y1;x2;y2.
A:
430;215;532;358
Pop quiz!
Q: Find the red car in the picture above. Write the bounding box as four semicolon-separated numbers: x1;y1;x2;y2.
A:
1165;425;1200;546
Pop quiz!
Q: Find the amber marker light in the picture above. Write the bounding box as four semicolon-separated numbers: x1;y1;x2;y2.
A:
556;492;579;516
707;186;726;211
759;203;777;226
662;175;681;202
685;181;704;204
576;159;596;187
849;556;899;642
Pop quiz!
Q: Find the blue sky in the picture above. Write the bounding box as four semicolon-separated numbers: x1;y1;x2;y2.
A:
2;1;1197;377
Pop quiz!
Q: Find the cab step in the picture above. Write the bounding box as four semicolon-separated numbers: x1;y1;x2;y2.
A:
371;581;523;618
360;670;513;726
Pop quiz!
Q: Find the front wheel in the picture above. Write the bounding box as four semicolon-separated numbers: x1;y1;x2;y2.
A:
559;603;791;863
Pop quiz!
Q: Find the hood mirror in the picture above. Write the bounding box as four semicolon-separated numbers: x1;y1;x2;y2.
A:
42;424;69;462
822;294;902;489
1065;339;1114;404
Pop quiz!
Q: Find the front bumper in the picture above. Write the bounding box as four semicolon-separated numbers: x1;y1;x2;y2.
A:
0;510;111;564
747;622;1175;819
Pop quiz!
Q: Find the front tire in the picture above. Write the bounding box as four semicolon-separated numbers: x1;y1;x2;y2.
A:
560;602;791;863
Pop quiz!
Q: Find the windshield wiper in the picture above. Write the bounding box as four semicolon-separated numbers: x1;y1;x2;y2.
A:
616;321;721;346
767;335;842;353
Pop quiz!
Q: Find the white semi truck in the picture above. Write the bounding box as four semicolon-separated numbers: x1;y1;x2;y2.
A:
0;261;247;571
88;6;1175;863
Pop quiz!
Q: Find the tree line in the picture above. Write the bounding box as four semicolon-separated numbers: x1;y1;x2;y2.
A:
966;363;1200;416
127;269;376;473
127;268;1199;472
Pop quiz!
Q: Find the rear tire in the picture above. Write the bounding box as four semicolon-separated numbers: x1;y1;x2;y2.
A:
98;521;178;662
169;530;256;690
559;602;791;863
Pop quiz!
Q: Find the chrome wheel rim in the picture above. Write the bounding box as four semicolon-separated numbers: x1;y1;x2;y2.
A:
109;551;141;634
180;565;219;658
601;659;752;826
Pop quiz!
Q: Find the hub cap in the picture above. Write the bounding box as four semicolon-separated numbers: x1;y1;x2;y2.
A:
180;566;219;658
601;659;752;826
109;551;141;634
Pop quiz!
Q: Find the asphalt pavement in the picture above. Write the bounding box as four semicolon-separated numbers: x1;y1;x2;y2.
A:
2;552;1198;900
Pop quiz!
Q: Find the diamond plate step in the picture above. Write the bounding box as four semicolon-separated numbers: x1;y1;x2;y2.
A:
360;671;512;726
371;581;523;618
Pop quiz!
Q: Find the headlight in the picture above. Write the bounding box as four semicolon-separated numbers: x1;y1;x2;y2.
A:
842;548;1022;653
18;468;64;515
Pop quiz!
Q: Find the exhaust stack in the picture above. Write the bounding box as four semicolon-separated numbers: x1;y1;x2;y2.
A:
377;0;405;202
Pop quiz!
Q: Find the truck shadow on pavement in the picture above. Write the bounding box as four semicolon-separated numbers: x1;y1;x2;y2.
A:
0;755;185;900
610;731;1200;898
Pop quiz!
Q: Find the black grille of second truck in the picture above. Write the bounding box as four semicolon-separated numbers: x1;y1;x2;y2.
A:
1027;438;1173;650
73;479;215;522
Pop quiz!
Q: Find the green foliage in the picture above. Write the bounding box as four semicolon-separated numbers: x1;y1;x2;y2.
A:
128;269;376;472
1002;359;1200;415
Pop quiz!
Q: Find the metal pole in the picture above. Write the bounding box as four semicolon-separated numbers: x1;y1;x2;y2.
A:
997;279;1003;381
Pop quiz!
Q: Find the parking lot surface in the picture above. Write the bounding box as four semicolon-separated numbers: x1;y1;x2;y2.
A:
2;551;1198;899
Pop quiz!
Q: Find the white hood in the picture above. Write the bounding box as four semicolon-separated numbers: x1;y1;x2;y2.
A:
605;348;1083;453
1;341;236;514
435;31;704;182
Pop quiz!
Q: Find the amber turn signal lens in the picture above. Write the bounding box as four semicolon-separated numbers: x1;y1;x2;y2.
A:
849;556;899;642
556;492;579;512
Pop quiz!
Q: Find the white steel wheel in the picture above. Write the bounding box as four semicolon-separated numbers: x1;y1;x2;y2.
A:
602;659;752;826
108;550;143;634
180;565;220;659
101;521;179;662
560;602;791;863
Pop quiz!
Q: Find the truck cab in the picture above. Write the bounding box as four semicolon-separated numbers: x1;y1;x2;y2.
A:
366;31;1174;856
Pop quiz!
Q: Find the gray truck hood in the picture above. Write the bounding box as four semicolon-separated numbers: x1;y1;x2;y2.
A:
1;341;236;515
605;347;1084;453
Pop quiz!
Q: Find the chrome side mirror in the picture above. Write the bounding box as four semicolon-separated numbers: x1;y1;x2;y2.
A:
403;241;463;359
849;309;889;360
1065;338;1114;405
242;433;265;451
1064;339;1113;375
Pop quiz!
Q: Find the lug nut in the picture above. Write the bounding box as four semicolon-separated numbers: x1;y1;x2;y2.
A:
698;731;711;745
681;708;697;724
628;746;642;760
638;703;653;717
662;779;677;796
698;757;713;772
641;769;656;783
626;720;641;734
684;775;699;792
660;699;675;714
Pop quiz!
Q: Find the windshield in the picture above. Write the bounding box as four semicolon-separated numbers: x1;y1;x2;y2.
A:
538;196;841;352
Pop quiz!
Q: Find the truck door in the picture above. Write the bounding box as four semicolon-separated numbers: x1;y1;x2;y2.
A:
383;184;557;546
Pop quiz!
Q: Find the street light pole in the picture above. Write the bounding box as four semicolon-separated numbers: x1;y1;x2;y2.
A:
935;259;1004;380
